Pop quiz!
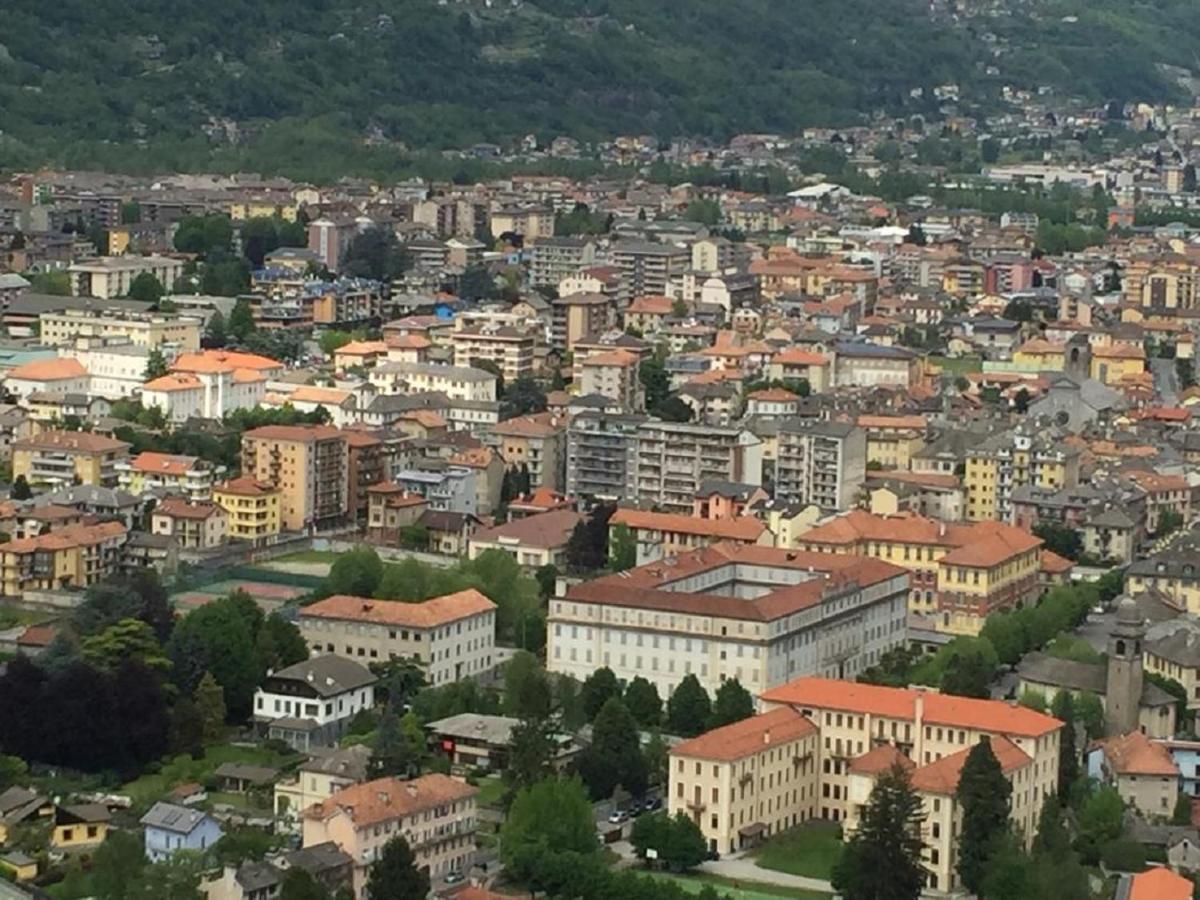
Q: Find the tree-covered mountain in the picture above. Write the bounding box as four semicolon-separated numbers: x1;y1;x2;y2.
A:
0;0;1196;178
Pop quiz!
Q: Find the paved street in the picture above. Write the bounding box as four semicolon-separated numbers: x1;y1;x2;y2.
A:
1151;357;1180;405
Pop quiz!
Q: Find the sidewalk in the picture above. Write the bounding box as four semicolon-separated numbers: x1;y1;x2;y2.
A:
699;852;835;894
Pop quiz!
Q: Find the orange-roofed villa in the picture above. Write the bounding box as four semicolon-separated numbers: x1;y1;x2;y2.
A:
669;678;1063;895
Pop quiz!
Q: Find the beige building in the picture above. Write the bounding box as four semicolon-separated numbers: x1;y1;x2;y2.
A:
274;745;371;833
13;430;130;488
491;414;567;491
241;425;349;531
579;350;641;412
302;774;477;900
466;508;581;568
449;323;536;383
67;255;186;300
1087;731;1179;821
299;589;496;686
368;362;497;403
150;497;228;549
39;308;201;350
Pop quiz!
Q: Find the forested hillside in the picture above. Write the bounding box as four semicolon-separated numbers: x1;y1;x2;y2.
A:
0;0;1196;177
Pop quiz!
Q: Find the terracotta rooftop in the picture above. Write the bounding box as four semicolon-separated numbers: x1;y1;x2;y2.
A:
747;388;799;402
155;497;224;521
172;350;282;374
858;414;927;430
14;430;129;454
909;735;1031;795
215;476;278;497
302;774;477;828
6;358;88;381
1127;867;1194;900
302;589;496;629
143;373;202;392
129;451;200;476
243;424;345;442
611;508;768;542
4;520;126;553
1041;549;1074;574
335;340;388;356
581;349;639;368
761;678;1062;738
848;743;915;776
672;707;816;762
1093;731;1179;776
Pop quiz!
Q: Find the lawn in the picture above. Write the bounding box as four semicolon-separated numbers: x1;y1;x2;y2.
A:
474;776;507;808
120;743;302;810
751;822;844;880
929;355;983;376
271;550;340;564
643;871;831;900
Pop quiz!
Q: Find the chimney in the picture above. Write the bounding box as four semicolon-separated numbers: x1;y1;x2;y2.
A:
378;791;389;805
405;784;418;798
763;728;771;746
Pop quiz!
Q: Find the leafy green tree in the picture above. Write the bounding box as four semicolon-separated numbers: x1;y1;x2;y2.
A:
127;850;206;900
1173;792;1193;825
458;264;497;301
228;298;256;341
29;271;71;295
643;729;669;788
633;812;707;872
0;754;27;791
144;347;170;380
194;671;227;743
91;828;147;899
567;504;616;572
709;679;754;729
341;226;408;281
667;675;712;738
81;618;169;672
832;764;927;900
170;695;204;758
505;712;557;796
205;310;228;346
212;827;278;865
1075;785;1124;864
503;651;552;720
1033;522;1083;561
608;523;637;572
279;867;330;900
1073;692;1105;741
979;831;1031;900
326;546;384;597
623;677;662;728
955;737;1012;895
1051;692;1078;795
979;613;1027;667
175;214;233;258
127;271;165;304
576;697;648;799
501;778;597;883
371;710;425;778
937;647;994;698
364;835;429;900
255;613;309;672
10;475;31;500
580;667;622;722
501;377;548;419
534;564;558;599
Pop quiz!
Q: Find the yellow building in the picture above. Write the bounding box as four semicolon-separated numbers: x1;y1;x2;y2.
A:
1127;554;1200;615
1090;344;1146;385
51;804;110;851
964;430;1079;522
0;521;128;597
213;476;283;544
0;851;38;882
795;510;1043;634
1012;338;1066;372
116;451;216;500
240;425;349;531
228;200;299;221
857;414;927;469
12;430;131;489
38;308;201;350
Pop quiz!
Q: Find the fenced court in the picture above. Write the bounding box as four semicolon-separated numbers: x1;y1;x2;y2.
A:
170;577;313;615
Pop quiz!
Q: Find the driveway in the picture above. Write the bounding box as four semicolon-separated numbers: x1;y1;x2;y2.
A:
698;850;834;894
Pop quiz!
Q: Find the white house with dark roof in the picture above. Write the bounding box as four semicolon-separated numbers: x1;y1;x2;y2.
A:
252;655;377;751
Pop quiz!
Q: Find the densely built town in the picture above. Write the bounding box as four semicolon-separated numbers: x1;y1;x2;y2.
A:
3;94;1200;900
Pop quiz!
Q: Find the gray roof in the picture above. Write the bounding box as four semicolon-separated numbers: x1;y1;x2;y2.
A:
40;484;140;509
6;294;154;317
139;801;215;834
695;480;761;501
214;763;280;785
283;841;353;875
266;655;376;698
426;712;519;745
299;744;372;779
1145;619;1200;667
235;861;281;892
1019;652;1176;707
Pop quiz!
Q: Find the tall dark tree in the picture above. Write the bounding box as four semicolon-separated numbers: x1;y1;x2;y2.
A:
113;660;170;766
279;867;330;900
504;713;557;796
580;666;621;722
341;225;408;281
955;737;1012;895
503;651;552;721
623;677;662;728
227;298;256;341
10;475;31;500
709;679;754;729
1050;692;1078;796
205;309;228;347
576;697;648;799
832;764;927;900
667;675;712;738
566;504;616;572
364;836;429;900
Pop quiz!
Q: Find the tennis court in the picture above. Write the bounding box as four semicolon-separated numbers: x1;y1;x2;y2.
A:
170;578;309;615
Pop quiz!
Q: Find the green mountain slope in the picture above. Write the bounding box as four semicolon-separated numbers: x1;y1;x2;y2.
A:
0;0;1195;177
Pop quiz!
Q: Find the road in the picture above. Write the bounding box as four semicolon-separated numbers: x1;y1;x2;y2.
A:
1150;357;1180;405
698;851;834;894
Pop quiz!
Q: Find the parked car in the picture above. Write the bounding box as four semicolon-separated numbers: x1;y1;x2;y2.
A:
444;872;464;885
608;810;628;824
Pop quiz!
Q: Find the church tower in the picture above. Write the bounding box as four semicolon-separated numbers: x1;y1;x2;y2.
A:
1105;597;1144;736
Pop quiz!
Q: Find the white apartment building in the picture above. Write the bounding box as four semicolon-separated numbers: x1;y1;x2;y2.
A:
299;589;497;686
578;350;641;412
142;368;267;423
59;341;150;398
547;543;910;698
66;256;186;300
39;308;201;350
449;323;536;383
368;361;497;403
775;421;867;513
634;421;763;513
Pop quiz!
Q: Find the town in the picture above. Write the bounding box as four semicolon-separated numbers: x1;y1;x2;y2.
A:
2;93;1200;900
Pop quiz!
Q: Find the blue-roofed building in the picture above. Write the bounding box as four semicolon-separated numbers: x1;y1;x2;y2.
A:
139;802;222;862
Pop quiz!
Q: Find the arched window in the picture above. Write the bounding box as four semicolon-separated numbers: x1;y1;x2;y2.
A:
1115;639;1126;656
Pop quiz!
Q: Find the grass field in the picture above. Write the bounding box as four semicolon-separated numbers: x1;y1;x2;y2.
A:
120;743;301;810
474;776;507;808
929;355;983;376
751;822;844;880
642;871;831;900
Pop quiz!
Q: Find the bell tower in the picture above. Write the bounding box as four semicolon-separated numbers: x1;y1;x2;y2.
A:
1105;597;1144;736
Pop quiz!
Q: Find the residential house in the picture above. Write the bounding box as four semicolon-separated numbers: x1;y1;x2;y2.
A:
609;508;772;566
241;426;349;531
50;804;110;852
1087;730;1180;820
466;508;581;569
253;655;377;752
140;802;223;862
213;477;283;544
274;745;372;833
12;430;130;488
150;498;228;550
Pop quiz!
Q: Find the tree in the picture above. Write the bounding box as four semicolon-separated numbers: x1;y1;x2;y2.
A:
364;835;429;900
605;524;635;575
326;546;384;597
534;564;558;599
1076;784;1125;864
81;618;169;672
341;226;408;281
667;675;712;737
505;713;557;795
458;264;497;301
205;310;228;347
127;271;165;304
937;645;994;699
1013;387;1030;414
371;710;425;778
1073;691;1105;741
144;347;170;380
168;595;259;719
170;695;204;758
10;475;31;500
91;828;148;900
631;812;707;872
228;298;256;341
279;868;329;900
650;396;693;423
580;667;621;722
979;613;1027;667
576;697;648;799
832;764;927;900
503;651;552;720
709;679;754;729
501;777;597;873
0;755;27;791
1033;522;1083;561
624;677;662;728
501;377;547;419
1051;692;1078;795
978;832;1031;900
955;737;1011;895
1157;508;1185;537
194;671;227;743
29;271;71;295
256;613;309;672
1173;792;1193;825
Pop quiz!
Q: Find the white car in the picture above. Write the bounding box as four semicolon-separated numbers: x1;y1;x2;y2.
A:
608;810;628;824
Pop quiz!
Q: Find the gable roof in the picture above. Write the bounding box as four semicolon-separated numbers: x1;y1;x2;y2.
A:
302;589;495;629
302;774;476;828
671;708;816;762
909;735;1031;794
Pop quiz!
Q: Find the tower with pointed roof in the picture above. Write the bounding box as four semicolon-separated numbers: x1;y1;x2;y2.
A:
1105;596;1145;735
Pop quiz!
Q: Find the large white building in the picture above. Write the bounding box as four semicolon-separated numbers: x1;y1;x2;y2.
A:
66;256;186;300
368;361;497;403
547;542;910;697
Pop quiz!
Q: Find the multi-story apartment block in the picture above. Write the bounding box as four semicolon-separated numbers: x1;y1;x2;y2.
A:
300;590;496;686
965;428;1080;523
368;362;497;403
831;342;920;388
489;206;553;240
796;510;1044;635
150;498;228;549
116;451;216;500
13;430;130;488
609;508;772;566
302;774;477;900
775;421;865;513
0;521;127;596
66;255;186;300
58;340;152;399
1127;552;1200;614
858;415;928;470
449;323;536;383
213;477;282;544
578;350;641;412
241;425;349;531
526;236;599;287
551;292;613;351
395;467;477;515
610;240;690;297
1123;250;1200;311
39;308;201;350
634;422;762;514
565;413;645;503
547;543;910;697
491;414;567;492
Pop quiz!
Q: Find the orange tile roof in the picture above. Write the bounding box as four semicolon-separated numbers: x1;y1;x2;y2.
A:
1126;470;1190;493
1094;731;1179;776
747;388;798;402
938;522;1042;567
771;348;829;367
155;497;224;521
611;508;768;542
232;368;267;384
672;707;816;762
172;350;282;374
760;678;1062;738
335;340;388;356
449;447;498;469
244;424;345;442
627;295;674;315
4;520;127;554
386;334;433;350
6;358;87;381
1016;338;1065;355
581;349;639;368
303;774;476;828
14;430;129;454
215;476;278;497
868;470;959;490
849;743;915;776
1093;343;1146;360
143;373;202;392
1128;867;1193;900
858;414;927;430
1040;549;1074;574
302;589;496;629
910;735;1031;794
492;414;563;437
289;385;353;405
129;451;199;476
401;410;447;430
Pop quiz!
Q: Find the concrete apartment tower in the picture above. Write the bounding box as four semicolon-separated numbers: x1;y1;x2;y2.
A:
1105;597;1145;736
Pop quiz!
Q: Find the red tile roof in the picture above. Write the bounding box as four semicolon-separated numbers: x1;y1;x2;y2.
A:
910;735;1031;794
470;508;582;549
302;589;496;629
303;774;476;828
1128;867;1193;900
611;508;768;542
1094;731;1179;776
129;451;199;476
849;743;915;776
7;358;88;381
671;708;816;762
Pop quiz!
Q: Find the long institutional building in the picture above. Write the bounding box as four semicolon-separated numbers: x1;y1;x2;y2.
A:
669;678;1063;896
546;542;911;697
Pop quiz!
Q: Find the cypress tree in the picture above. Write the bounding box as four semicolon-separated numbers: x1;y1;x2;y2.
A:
832;763;928;900
955;737;1011;895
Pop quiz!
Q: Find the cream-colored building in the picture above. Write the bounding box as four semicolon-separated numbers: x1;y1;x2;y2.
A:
241;425;349;531
301;774;477;900
449;323;536;383
67;255;186;300
39;308;201;350
274;745;371;833
1087;731;1179;821
299;589;497;686
579;350;641;411
368;361;497;402
150;497;228;549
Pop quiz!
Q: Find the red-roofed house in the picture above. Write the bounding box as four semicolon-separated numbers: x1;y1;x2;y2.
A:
609;507;773;565
1121;867;1194;900
150;497;228;549
1087;730;1180;819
